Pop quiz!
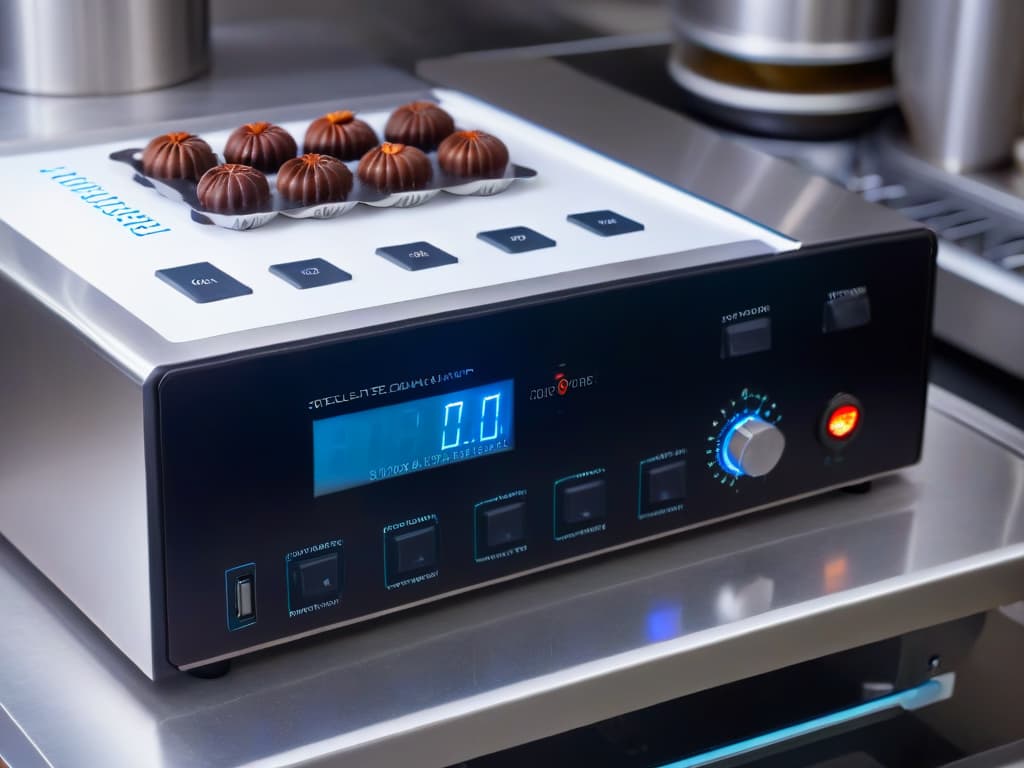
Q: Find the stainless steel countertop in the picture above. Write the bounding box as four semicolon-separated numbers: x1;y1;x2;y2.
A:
1;387;1022;768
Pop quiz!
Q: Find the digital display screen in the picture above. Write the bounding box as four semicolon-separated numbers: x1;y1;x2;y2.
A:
313;379;515;496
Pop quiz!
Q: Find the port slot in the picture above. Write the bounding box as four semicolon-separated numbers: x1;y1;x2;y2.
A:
225;563;256;631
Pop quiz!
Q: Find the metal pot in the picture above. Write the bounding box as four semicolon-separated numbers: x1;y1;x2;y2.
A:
0;0;209;96
895;0;1024;173
671;0;896;65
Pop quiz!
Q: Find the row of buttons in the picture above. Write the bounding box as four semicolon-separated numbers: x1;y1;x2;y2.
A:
156;209;645;304
720;292;872;359
281;456;687;612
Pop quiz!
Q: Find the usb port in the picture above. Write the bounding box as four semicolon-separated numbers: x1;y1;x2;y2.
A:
225;563;256;631
236;577;254;620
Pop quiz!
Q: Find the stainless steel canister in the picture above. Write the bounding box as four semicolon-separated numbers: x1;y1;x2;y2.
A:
0;0;209;96
671;0;896;65
895;0;1024;173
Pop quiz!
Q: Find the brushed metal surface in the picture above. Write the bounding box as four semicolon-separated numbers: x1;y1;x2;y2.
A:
418;53;920;247
470;36;1024;382
871;137;1024;379
895;0;1024;173
0;703;49;768
0;0;209;96
670;0;894;64
0;44;422;146
0;267;157;678
934;244;1024;382
0;387;1021;768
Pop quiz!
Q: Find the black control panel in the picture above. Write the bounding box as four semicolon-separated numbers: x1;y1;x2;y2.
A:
156;230;934;668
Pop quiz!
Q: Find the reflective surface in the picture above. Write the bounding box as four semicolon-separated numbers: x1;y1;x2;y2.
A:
670;0;895;64
524;38;1024;382
0;23;422;145
0;388;1022;768
895;0;1024;173
419;47;917;248
0;0;209;96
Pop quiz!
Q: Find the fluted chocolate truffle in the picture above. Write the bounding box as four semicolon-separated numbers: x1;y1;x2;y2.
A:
357;142;432;193
384;102;455;151
276;154;354;206
303;110;378;161
437;130;510;179
141;132;217;180
223;122;297;173
197;164;271;214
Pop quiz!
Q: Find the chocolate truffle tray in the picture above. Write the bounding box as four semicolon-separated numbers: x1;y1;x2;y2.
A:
109;100;538;231
0;88;796;343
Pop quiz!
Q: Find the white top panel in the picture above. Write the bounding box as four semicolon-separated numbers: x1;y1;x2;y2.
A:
0;89;797;343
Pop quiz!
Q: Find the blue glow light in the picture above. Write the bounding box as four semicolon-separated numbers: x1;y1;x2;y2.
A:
313;379;514;497
655;679;943;768
646;603;684;642
718;415;753;477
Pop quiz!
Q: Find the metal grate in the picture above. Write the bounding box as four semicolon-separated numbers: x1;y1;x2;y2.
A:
848;173;1024;275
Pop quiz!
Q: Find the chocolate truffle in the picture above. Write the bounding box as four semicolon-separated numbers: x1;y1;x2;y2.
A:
384;102;455;151
303;110;378;161
437;130;510;179
141;132;217;180
276;154;354;206
357;142;433;193
197;164;271;214
223;122;297;173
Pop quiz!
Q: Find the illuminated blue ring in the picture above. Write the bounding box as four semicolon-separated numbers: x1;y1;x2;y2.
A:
718;414;756;477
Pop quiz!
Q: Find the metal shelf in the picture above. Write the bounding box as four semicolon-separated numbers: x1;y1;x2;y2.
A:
1;387;1022;768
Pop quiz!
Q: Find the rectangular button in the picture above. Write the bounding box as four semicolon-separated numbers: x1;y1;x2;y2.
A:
477;226;556;253
376;241;458;271
156;262;252;303
298;554;339;601
480;501;527;551
389;524;438;581
645;459;686;507
558;478;607;529
567;210;644;237
722;317;772;358
823;293;871;332
270;258;352;289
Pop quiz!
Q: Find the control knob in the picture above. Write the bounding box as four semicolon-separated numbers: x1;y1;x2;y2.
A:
721;416;786;478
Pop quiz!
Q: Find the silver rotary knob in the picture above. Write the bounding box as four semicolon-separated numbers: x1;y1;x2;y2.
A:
723;416;786;477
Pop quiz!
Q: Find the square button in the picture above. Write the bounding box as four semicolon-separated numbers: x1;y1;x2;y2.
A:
270;258;352;289
567;210;644;237
722;317;772;358
388;525;438;582
823;294;871;332
289;553;340;609
645;459;687;507
557;477;607;532
478;501;527;554
376;241;458;271
477;226;556;253
156;262;252;304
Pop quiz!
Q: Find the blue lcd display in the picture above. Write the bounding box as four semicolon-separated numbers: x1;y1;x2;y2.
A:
313;379;515;496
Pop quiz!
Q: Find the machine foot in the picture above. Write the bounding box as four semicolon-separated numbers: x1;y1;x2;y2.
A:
188;660;231;679
842;480;873;495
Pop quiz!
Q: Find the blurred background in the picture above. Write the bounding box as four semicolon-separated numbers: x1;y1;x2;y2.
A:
209;0;668;64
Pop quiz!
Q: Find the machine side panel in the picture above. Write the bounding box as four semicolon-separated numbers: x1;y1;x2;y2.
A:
0;270;156;677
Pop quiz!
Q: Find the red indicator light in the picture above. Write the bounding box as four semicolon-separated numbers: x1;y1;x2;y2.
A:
827;405;860;440
557;378;569;396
